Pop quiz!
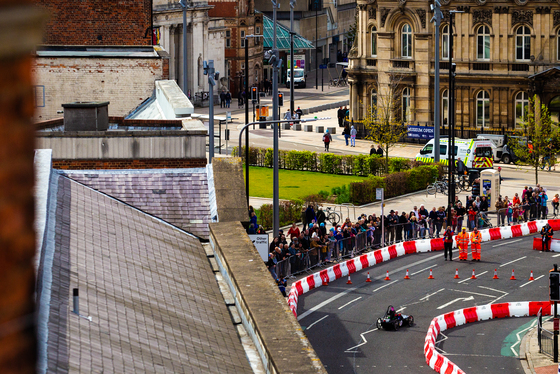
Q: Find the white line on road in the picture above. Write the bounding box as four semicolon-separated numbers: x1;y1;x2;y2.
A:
499;256;527;268
519;275;545;288
437;296;475;310
510;319;537;356
492;239;523;248
420;288;446;301
553;254;560;257
306;315;329;330
490;292;510;304
344;328;378;353
338;297;363;310
297;287;359;321
395;307;406;313
373;280;399;293
411;265;437;276
478;286;508;294
448;289;496;298
457;271;488;284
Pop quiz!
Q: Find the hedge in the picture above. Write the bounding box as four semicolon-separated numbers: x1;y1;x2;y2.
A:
232;146;418;177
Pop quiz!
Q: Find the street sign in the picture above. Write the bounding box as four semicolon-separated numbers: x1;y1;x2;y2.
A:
226;111;231;122
319;64;327;69
376;188;383;200
248;234;269;261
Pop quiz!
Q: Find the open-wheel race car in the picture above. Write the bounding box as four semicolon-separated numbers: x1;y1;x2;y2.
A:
376;305;414;331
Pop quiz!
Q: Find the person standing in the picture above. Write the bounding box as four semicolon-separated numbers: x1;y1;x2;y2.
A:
323;130;332;152
443;226;454;260
343;122;350;146
470;227;482;261
220;90;226;108
337;106;345;127
296;106;303;119
225;91;231;108
457;227;469;261
370;145;376;156
541;223;554;252
350;125;357;147
376;145;384;156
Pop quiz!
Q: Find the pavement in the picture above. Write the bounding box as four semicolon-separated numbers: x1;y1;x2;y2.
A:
521;321;560;374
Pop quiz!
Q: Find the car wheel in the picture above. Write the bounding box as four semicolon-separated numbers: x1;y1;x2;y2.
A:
376;318;382;330
502;154;511;164
408;316;414;326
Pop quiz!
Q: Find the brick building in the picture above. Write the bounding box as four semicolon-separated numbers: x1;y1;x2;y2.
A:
32;0;169;121
348;0;560;132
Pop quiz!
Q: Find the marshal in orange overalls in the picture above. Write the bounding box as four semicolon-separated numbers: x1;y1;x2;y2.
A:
457;229;470;260
470;229;482;261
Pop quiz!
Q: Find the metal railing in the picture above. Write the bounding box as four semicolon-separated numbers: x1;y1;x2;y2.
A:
538;310;555;358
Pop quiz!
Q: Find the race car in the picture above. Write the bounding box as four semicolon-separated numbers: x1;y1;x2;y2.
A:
376;305;414;331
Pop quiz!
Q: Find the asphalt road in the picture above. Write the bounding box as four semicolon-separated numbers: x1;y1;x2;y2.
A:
297;234;554;374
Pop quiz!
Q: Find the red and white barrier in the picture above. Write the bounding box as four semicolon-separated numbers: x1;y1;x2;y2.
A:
287;219;560;317
533;237;560;251
424;301;552;374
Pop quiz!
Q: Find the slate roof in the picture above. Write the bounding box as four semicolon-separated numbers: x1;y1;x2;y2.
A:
44;174;251;373
62;168;211;239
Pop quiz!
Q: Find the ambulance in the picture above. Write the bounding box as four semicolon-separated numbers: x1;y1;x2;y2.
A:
415;137;495;170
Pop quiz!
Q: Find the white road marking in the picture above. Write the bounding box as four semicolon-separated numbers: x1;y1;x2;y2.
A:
519;275;545;288
448;289;496;298
499;256;527;268
478;286;508;294
420;288;446;301
510;319;537;356
338;297;362;310
411;265;437;276
344;327;378;352
373;280;399;293
553;254;560;257
306;315;329;330
437;296;475;310
458;271;488;284
297;287;359;321
395;307;406;313
492;239;523;248
490;292;510;304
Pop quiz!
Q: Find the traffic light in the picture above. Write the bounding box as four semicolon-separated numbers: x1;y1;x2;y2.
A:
251;87;258;102
278;93;283;106
550;271;560;301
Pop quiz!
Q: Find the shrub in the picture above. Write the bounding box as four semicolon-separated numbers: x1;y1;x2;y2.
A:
258;199;304;230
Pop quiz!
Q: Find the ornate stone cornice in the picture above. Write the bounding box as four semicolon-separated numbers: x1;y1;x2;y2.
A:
456;5;470;13
473;9;492;26
512;10;533;27
358;4;367;11
380;8;390;27
535;6;551;14
494;6;509;14
554;11;560;27
368;6;376;19
416;9;426;29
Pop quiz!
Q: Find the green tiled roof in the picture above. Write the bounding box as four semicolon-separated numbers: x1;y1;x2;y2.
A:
262;13;315;50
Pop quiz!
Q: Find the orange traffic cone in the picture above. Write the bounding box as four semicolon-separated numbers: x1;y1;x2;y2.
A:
454;269;460;279
347;275;353;285
384;271;391;281
510;269;516;280
322;276;329;286
404;269;410;280
493;269;499;279
529;271;535;281
366;272;372;282
428;269;434;279
471;269;477;279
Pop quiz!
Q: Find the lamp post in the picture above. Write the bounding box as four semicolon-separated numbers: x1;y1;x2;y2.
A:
290;0;296;115
271;0;281;236
315;0;319;90
430;0;442;163
179;0;189;95
203;60;219;163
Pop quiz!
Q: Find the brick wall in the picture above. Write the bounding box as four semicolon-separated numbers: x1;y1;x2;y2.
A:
33;56;167;121
53;158;207;170
34;0;152;46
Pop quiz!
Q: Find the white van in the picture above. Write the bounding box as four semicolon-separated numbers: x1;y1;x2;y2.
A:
415;137;495;170
286;68;306;88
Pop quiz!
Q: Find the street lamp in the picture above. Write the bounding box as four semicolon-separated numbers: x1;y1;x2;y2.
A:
290;0;296;115
430;0;442;163
179;0;189;95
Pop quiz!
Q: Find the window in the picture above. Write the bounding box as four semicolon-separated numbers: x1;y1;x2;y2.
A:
371;26;377;56
476;90;490;127
226;30;231;48
516;26;531;61
401;24;412;58
402;87;411;122
256;26;261;35
441;89;449;126
240;30;246;47
558;30;560;61
477;25;490;60
371;89;377;111
34;85;45;107
442;25;449;60
515;91;529;127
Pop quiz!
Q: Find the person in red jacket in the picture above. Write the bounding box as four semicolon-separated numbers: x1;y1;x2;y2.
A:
443;226;454;261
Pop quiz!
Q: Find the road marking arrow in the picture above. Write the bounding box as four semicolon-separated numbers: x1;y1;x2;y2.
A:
437;296;475;310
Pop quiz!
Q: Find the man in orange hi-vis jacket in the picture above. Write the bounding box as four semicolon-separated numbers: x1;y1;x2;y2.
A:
457;227;470;261
470;227;482;261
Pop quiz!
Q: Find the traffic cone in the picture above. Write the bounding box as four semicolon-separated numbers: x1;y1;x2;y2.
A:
384;271;391;281
454;269;459;279
493;269;499;279
529;271;535;281
347;275;353;285
510;269;516;280
471;269;477;279
404;269;410;280
322;276;329;286
366;272;372;282
428;269;434;279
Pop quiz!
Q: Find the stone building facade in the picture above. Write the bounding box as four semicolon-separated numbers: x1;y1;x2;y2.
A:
348;0;560;131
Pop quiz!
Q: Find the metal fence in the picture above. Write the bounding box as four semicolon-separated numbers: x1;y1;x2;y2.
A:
537;309;555;359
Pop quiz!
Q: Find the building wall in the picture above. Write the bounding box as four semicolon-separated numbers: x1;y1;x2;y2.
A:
34;0;153;46
348;0;560;130
33;56;168;121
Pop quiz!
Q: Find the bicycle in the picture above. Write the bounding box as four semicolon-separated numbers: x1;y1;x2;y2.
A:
427;180;447;195
325;207;341;226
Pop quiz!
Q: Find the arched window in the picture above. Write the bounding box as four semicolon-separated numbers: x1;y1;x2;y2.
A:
476;90;490;127
402;87;411;122
477;25;490;60
442;25;449;60
441;89;449;126
371;26;377;56
371;89;377;109
515;92;529;127
516;26;531;61
402;24;412;58
550;96;560;125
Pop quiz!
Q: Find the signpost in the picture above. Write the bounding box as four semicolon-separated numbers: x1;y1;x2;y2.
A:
249;234;269;261
407;125;435;140
377;188;384;246
550;264;560;362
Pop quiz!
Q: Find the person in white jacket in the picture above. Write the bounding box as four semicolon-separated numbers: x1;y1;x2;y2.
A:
350;126;357;147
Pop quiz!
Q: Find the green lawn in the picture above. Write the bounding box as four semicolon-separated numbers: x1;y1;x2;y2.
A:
244;166;367;200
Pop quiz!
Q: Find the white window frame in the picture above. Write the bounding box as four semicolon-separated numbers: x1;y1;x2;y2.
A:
240;30;246;47
401;24;412;59
476;90;490;127
371;26;377;57
256;26;261;35
441;89;449;126
402;87;411;122
516;26;531;61
442;25;449;60
477;25;490;61
515;91;529;127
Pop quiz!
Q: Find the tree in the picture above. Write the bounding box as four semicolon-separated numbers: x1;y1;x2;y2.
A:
346;15;358;52
361;74;409;173
509;95;560;184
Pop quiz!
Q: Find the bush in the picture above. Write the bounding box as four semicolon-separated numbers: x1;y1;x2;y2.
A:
257;199;304;230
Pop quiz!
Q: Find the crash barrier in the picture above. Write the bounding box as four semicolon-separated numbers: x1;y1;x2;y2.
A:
287;219;560;318
532;237;560;251
424;301;552;374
